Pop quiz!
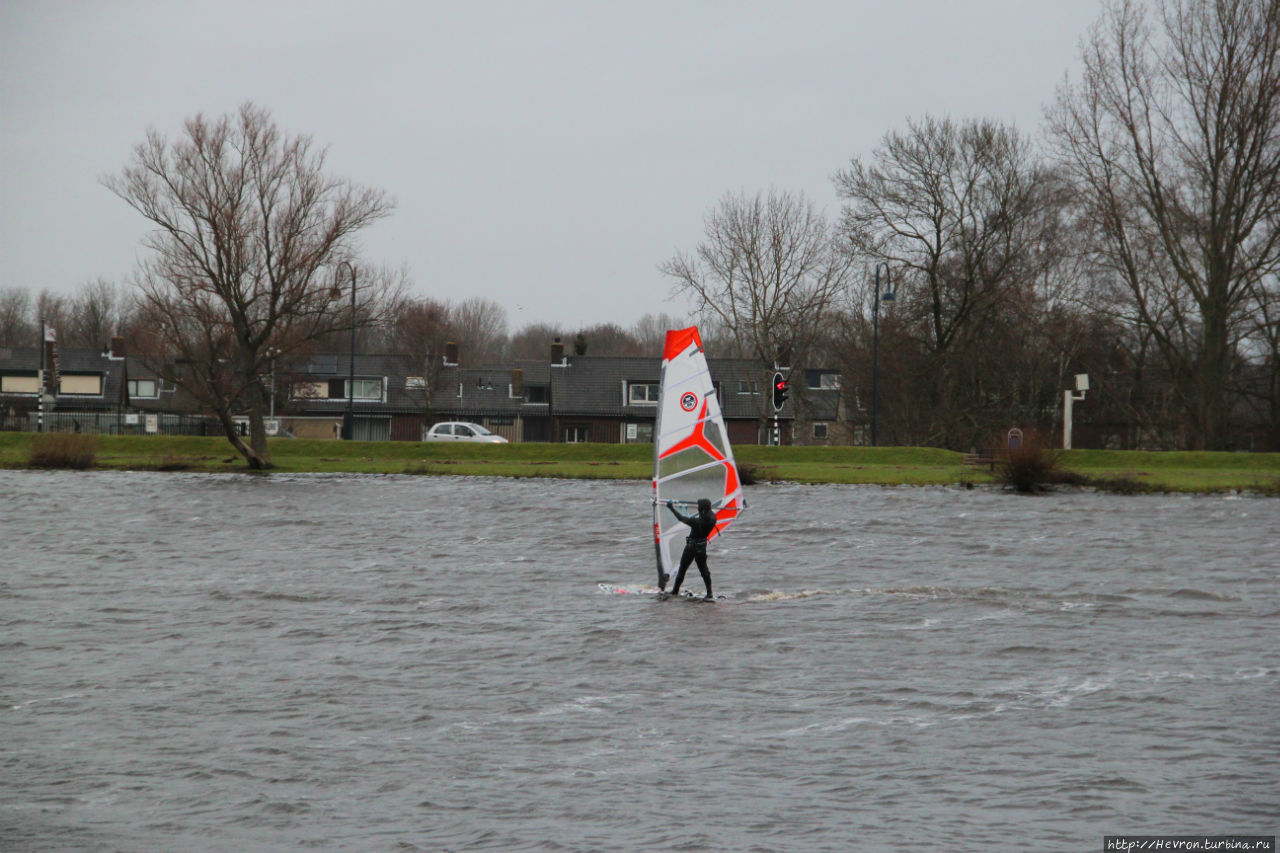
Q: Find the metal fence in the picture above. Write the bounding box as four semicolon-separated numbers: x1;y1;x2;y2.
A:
0;411;222;436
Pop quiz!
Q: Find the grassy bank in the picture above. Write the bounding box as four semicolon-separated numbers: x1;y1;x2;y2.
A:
1;432;1278;493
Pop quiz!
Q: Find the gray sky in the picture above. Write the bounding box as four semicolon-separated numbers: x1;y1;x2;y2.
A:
1;0;1102;330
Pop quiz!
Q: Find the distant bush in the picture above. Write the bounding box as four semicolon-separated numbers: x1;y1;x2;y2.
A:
28;432;97;469
994;436;1075;493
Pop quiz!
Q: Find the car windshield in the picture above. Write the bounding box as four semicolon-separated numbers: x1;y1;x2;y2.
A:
469;424;493;435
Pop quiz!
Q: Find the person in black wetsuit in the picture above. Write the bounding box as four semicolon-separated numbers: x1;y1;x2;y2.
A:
666;497;717;599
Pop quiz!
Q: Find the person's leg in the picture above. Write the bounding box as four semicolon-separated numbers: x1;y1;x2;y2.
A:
671;548;693;594
695;552;712;598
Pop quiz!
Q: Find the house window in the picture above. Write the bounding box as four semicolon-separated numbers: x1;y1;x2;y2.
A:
60;374;103;396
565;425;589;443
737;380;759;394
525;385;549;404
1;373;39;394
816;374;842;390
405;376;426;390
813;423;829;439
628;383;660;404
292;381;328;399
345;379;382;400
128;379;159;398
625;422;654;443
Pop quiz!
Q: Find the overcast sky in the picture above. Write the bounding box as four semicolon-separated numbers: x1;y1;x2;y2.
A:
1;0;1103;331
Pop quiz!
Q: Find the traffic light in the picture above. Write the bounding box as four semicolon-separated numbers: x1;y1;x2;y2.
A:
772;372;789;411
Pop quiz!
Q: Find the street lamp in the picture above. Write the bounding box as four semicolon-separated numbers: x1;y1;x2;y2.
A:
871;263;895;447
264;347;281;420
336;261;357;440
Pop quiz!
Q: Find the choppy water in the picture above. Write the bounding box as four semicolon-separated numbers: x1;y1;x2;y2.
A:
1;471;1277;852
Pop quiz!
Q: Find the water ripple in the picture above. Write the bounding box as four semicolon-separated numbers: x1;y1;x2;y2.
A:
2;472;1277;851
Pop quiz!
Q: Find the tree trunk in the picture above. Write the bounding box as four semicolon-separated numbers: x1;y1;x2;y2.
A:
1195;301;1231;450
214;408;269;470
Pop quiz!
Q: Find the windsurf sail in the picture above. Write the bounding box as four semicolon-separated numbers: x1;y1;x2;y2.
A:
652;326;746;588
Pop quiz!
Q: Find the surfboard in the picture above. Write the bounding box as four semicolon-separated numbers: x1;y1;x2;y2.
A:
597;582;730;602
661;591;727;602
597;582;663;596
651;326;747;590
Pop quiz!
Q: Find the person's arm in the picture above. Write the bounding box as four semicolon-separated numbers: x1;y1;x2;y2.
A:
666;500;691;525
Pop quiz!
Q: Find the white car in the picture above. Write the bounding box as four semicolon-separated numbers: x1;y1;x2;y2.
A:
425;421;509;443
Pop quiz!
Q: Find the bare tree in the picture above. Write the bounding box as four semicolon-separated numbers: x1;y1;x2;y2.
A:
508;322;564;360
104;102;395;468
631;312;690;354
1241;266;1280;446
62;278;123;348
383;293;450;413
834;117;1069;447
445;297;509;365
313;262;413;354
1048;0;1280;449
574;322;647;356
660;188;853;373
836;117;1062;357
35;290;71;339
0;287;34;347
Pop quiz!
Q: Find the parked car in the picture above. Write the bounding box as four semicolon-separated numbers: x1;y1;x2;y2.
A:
425;421;509;443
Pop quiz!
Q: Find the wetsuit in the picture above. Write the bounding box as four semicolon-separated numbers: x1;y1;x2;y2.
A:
667;499;717;598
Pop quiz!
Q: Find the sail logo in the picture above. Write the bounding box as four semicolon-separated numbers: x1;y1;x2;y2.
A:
680;392;699;412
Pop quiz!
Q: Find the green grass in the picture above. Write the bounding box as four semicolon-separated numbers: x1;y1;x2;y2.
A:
1;431;1278;493
1058;449;1280;494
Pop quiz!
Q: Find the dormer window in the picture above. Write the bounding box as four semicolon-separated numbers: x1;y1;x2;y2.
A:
628;382;660;404
128;379;159;398
59;373;103;396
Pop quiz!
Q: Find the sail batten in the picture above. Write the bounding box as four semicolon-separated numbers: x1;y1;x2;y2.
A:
651;326;747;588
655;458;733;484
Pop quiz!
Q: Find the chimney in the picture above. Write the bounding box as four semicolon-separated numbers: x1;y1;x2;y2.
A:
110;336;126;359
511;368;524;397
551;336;565;366
444;341;459;366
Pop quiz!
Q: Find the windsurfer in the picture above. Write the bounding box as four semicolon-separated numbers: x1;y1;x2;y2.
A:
666;498;716;599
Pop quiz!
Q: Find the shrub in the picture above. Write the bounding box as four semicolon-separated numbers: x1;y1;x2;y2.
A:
994;436;1069;493
28;432;97;469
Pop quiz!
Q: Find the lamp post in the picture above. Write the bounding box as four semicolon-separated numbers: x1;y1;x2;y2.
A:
265;347;281;420
871;263;895;446
337;261;357;440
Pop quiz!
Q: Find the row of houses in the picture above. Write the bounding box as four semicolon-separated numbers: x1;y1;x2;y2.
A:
0;337;853;445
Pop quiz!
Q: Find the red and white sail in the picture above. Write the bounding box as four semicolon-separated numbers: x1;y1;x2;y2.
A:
652;326;746;586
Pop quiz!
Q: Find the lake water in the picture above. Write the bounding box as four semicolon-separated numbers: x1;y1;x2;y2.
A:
2;471;1277;852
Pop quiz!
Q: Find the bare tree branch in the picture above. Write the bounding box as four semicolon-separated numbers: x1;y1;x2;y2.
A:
103;102;396;467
